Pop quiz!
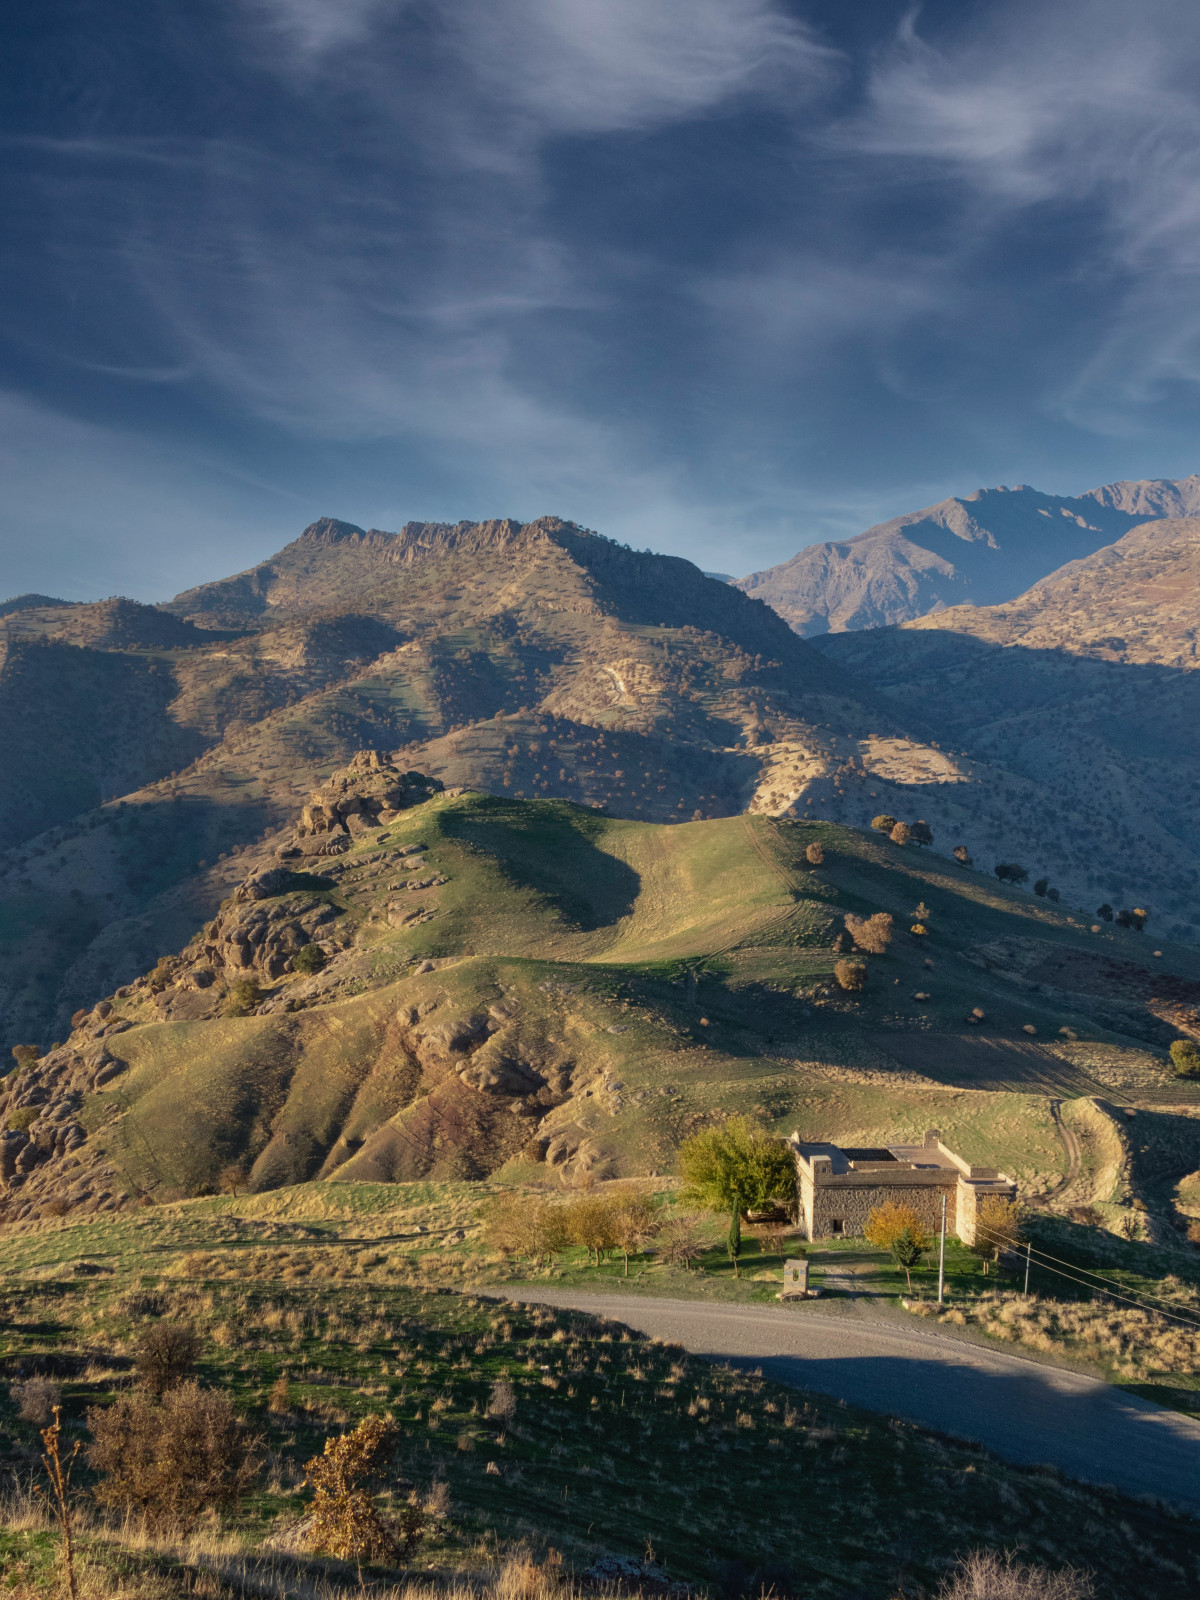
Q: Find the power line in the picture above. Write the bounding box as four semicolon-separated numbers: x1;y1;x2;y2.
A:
970;1221;1200;1331
972;1217;1200;1319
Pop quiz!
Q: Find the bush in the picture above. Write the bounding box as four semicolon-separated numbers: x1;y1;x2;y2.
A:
11;1376;61;1426
1096;903;1114;922
7;1106;38;1134
844;912;893;954
1170;1039;1200;1079
136;1321;201;1395
939;1549;1093;1599
483;1195;570;1263
952;844;973;867
87;1382;259;1529
292;943;327;975
910;819;933;847
304;1414;421;1563
563;1193;620;1266
223;979;264;1017
10;1044;39;1070
971;1196;1024;1260
834;959;866;991
485;1379;518;1422
870;814;897;834
608;1191;660;1274
1034;878;1049;897
657;1215;707;1270
889;821;911;845
1115;907;1146;931
804;841;824;866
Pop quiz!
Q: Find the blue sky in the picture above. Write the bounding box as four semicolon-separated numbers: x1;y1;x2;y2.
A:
6;0;1200;600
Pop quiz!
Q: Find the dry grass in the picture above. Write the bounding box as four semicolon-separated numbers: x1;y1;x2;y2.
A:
914;1290;1200;1377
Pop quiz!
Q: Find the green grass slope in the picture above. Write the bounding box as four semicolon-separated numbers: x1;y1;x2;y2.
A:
6;783;1199;1231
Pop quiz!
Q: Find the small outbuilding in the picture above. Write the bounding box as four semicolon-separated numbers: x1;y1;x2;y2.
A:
789;1128;1015;1246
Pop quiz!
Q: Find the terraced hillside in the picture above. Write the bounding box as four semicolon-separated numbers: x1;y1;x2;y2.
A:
5;756;1200;1239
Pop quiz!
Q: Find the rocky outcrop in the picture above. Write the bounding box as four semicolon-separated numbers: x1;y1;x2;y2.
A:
285;750;443;857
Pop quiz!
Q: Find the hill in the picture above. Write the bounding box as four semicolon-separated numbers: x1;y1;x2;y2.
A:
5;754;1200;1238
0;514;912;1050
734;475;1200;635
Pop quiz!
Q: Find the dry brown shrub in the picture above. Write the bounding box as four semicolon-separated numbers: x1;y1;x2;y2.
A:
658;1215;707;1270
482;1195;569;1264
844;912;893;954
834;959;866;992
940;1549;1093;1599
11;1377;61;1426
805;841;824;866
135;1322;201;1396
303;1414;430;1564
87;1383;260;1529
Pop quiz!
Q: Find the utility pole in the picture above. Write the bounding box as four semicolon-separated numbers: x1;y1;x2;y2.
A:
1024;1240;1032;1297
938;1192;947;1306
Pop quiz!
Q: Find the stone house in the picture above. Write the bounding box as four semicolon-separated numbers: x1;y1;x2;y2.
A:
789;1129;1016;1246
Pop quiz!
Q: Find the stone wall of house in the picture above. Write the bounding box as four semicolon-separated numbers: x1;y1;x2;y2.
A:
804;1176;954;1240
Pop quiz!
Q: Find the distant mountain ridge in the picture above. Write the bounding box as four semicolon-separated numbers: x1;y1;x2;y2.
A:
735;476;1200;635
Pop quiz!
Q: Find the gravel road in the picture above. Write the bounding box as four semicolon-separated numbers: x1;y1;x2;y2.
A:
502;1289;1200;1510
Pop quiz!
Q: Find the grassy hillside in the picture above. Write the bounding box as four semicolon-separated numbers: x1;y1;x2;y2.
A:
6;780;1200;1236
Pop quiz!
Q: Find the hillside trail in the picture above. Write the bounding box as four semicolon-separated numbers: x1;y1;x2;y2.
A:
502;1288;1200;1511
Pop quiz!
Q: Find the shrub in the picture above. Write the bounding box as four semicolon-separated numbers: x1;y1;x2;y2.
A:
971;1196;1024;1260
657;1215;707;1270
1034;878;1049;897
223;978;264;1017
136;1321;201;1396
910;819;933;847
87;1382;259;1530
845;912;893;954
939;1549;1093;1599
304;1415;408;1563
832;929;853;953
889;821;911;845
11;1376;61;1426
1047;888;1060;903
1096;903;1114;922
292;943;327;975
834;959;866;991
1188;1221;1200;1246
146;957;175;994
870;814;897;834
1170;1039;1200;1079
994;862;1029;884
10;1044;39;1070
889;1227;927;1290
804;841;824;866
484;1196;570;1263
7;1106;38;1133
952;845;973;867
486;1379;518;1422
1115;907;1146;931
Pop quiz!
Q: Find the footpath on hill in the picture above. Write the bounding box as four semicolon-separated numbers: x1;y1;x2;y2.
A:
500;1287;1200;1512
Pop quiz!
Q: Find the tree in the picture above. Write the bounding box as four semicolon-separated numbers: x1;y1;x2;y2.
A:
1116;907;1147;931
1034;878;1049;897
952;845;973;867
910;820;933;848
805;841;825;866
563;1193;619;1266
10;1044;38;1072
87;1383;259;1531
678;1117;794;1280
1170;1039;1200;1079
889;821;912;846
994;862;1029;885
970;1196;1024;1266
657;1215;707;1271
889;1228;926;1292
845;912;893;954
1097;903;1114;922
1046;887;1060;903
834;959;866;991
608;1192;660;1275
864;1201;928;1253
483;1196;569;1264
871;815;898;835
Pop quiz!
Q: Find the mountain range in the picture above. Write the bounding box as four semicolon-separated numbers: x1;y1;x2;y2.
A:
734;476;1200;634
2;486;1199;1059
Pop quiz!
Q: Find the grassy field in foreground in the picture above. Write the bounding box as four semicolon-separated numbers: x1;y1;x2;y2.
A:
3;1183;1200;1599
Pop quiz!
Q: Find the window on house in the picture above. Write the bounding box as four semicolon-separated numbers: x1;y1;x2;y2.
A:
830;1219;844;1235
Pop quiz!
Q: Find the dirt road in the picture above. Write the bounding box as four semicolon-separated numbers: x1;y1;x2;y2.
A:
504;1289;1200;1511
